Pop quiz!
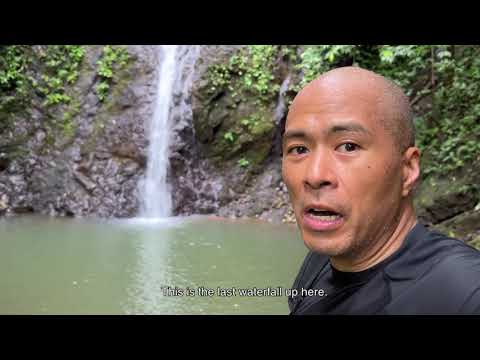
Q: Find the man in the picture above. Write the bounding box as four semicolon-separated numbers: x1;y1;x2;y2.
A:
283;66;480;315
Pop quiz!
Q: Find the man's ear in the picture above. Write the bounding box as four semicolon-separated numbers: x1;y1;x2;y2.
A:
402;147;421;197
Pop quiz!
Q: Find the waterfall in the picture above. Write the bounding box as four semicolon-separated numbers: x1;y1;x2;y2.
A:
273;75;290;126
140;45;178;218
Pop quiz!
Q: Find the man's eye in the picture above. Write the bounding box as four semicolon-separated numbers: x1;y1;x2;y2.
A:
288;146;309;155
337;142;359;153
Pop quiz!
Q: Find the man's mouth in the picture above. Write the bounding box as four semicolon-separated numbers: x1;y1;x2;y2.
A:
302;205;345;231
306;208;342;221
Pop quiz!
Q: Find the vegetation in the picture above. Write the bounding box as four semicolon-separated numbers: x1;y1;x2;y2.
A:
0;45;86;142
238;157;250;168
4;44;475;176
208;45;480;176
207;45;297;168
96;45;130;102
208;45;285;104
223;131;235;143
294;45;480;179
206;45;479;243
0;45;131;143
0;45;85;107
0;45;31;115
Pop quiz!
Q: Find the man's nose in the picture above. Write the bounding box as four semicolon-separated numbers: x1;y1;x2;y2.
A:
304;149;337;190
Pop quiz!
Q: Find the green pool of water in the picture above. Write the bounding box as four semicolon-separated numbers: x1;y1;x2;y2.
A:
0;215;307;315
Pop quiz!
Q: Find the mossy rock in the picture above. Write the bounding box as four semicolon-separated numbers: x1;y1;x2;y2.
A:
81;52;134;155
434;209;480;241
414;172;479;224
468;235;480;250
205;106;275;166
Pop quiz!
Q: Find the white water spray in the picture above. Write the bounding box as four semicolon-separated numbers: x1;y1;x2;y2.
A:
140;45;178;218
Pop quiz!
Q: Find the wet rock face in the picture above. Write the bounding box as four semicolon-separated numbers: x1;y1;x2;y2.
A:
0;45;295;223
0;45;158;217
168;46;243;216
190;46;279;167
414;168;480;242
169;45;293;221
415;173;479;225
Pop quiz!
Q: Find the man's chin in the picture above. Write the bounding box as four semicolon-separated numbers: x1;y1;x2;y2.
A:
302;231;349;257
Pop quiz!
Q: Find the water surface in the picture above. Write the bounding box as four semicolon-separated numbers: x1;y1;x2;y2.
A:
0;215;306;315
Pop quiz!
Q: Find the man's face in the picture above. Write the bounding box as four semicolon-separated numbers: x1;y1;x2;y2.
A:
282;79;407;260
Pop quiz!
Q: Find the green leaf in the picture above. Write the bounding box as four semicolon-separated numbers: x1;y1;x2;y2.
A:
224;132;235;143
238;158;250;168
380;49;394;63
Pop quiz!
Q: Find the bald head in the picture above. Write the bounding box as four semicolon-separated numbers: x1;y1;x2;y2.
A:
289;66;415;153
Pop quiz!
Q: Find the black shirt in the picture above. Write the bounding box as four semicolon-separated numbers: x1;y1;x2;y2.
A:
288;222;480;315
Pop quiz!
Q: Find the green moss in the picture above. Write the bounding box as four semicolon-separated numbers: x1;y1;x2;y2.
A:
0;46;31;113
244;140;272;167
469;235;480;250
82;57;133;153
59;98;81;139
248;113;274;136
196;46;300;169
415;172;477;209
207;45;294;106
239;112;272;135
95;45;130;102
0;132;31;161
38;46;85;107
205;106;275;172
0;45;86;139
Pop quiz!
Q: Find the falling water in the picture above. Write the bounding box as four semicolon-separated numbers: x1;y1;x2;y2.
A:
273;75;290;126
140;45;178;218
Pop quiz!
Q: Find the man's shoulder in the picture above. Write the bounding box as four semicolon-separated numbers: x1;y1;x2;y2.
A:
288;250;329;312
410;225;480;286
289;251;329;295
424;227;480;272
430;238;480;289
386;226;480;314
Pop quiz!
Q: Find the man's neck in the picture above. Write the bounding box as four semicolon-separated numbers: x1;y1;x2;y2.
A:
331;204;417;272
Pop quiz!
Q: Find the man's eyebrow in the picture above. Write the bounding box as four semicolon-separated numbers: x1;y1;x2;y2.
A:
283;129;308;141
328;122;372;136
283;122;372;142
